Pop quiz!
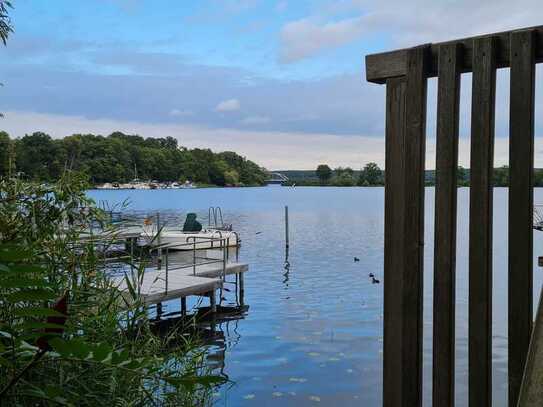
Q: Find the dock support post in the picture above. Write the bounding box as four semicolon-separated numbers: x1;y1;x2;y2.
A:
181;297;187;316
157;212;162;270
210;291;216;313
239;272;245;307
156;302;163;319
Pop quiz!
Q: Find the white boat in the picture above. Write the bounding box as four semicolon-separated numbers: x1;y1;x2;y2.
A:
141;225;239;250
140;208;239;250
180;181;196;189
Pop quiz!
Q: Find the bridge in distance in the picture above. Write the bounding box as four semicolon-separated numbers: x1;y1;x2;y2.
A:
265;172;289;185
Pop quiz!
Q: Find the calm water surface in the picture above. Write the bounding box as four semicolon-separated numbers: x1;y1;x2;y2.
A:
87;187;543;407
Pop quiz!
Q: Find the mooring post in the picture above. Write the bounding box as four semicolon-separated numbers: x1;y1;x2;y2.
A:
210;290;217;313
181;297;187;316
285;205;289;249
156;212;162;270
156;302;163;319
239;272;245;307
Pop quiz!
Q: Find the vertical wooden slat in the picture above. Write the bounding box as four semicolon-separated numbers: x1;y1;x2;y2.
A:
508;29;536;407
382;44;428;407
469;36;497;407
433;43;462;407
403;45;429;407
383;76;406;407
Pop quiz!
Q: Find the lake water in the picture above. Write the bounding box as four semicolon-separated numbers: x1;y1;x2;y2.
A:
87;186;543;407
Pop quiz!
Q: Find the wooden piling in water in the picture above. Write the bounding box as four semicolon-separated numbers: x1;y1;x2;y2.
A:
181;297;187;316
285;205;289;249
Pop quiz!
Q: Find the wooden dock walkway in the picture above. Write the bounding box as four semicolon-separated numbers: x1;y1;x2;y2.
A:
114;261;248;307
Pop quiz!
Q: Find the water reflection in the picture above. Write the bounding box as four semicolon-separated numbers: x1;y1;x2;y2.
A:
86;187;543;406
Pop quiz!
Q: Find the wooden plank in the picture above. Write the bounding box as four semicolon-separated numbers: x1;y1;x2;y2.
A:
383;76;406;407
115;273;222;304
365;25;543;83
468;36;497;407
432;42;462;407
171;262;249;278
517;285;543;406
379;45;430;407
508;29;536;407
401;45;428;407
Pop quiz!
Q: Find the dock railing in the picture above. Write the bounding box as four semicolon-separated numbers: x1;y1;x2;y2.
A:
151;236;230;295
366;25;542;407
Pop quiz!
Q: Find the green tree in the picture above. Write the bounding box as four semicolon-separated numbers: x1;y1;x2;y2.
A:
224;169;240;185
334;166;354;177
316;164;332;185
0;130;10;175
0;0;12;46
359;162;382;185
16;132;64;181
457;166;469;186
535;169;543;187
8;132;266;186
332;172;356;187
493;165;509;187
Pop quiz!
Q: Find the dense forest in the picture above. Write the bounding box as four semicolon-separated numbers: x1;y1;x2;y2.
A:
0;131;268;186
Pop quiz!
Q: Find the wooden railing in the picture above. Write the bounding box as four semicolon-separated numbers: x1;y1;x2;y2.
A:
365;26;540;407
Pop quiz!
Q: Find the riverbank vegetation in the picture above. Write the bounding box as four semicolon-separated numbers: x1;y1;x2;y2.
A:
281;165;543;187
0;131;267;187
0;174;225;405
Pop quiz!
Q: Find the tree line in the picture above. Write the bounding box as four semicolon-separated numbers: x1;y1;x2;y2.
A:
0;131;268;186
310;163;543;187
312;163;384;186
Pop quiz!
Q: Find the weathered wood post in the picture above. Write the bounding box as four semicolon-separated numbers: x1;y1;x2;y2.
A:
508;29;536;407
156;212;162;270
365;25;541;407
285;205;289;250
433;42;461;407
181;297;187;316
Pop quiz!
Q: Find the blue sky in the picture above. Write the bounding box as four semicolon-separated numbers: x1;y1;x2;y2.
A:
1;0;543;169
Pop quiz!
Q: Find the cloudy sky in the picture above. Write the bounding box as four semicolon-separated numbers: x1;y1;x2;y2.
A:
1;0;543;169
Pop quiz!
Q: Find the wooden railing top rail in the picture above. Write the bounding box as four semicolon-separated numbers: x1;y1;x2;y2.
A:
365;25;543;83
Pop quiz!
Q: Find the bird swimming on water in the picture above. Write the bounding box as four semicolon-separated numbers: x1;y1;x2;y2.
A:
354;257;360;262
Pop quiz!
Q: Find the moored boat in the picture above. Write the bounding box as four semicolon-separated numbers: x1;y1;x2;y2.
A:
140;209;239;250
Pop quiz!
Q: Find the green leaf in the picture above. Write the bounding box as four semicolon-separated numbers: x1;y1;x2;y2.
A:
0;276;49;288
14;307;66;318
110;349;130;365
163;374;226;389
7;288;57;302
0;330;14;339
6;264;47;274
0;245;32;262
72;339;92;359
91;343;112;362
0;355;12;368
48;337;71;357
19;321;67;331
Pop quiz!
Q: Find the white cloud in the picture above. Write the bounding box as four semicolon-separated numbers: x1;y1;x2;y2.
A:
279;0;543;62
215;98;241;112
169;109;193;117
240;115;270;125
280;16;366;63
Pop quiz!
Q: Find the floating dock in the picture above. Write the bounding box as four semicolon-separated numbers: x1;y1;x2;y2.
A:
114;262;248;305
